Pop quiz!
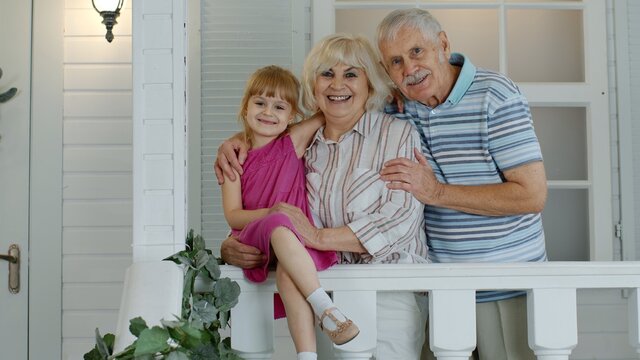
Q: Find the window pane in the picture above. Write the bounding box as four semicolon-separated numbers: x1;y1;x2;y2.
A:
336;8;499;71
507;9;584;82
543;189;589;261
531;107;587;181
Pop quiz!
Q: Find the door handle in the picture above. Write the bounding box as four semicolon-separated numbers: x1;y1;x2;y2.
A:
0;244;20;294
0;67;18;103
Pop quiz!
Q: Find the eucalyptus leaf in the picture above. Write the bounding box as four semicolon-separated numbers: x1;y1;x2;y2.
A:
82;348;104;360
166;351;191;360
193;233;206;252
221;309;232;328
191;344;219;360
134;327;171;356
204;256;221;280
129;317;148;337
194;250;210;270
213;278;241;311
191;298;219;324
95;328;111;358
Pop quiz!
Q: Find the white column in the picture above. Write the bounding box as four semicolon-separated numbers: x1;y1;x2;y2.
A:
132;0;187;262
230;285;275;359
332;290;376;359
628;288;640;356
429;290;476;360
527;288;577;360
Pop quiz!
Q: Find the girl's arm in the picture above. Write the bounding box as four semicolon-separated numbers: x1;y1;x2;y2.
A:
221;169;269;230
289;112;325;158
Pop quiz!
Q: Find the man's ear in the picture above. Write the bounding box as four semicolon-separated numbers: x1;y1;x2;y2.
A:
438;31;451;58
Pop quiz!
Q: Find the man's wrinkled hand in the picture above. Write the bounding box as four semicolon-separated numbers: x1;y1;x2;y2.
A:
220;235;266;269
379;148;444;205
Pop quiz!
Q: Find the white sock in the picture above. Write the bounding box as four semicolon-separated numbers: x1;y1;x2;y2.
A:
306;287;346;330
298;351;318;360
297;352;317;360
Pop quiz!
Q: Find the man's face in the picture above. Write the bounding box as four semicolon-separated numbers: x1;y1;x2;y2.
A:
378;27;452;107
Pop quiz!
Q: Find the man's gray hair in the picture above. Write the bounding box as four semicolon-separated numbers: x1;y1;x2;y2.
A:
376;8;443;46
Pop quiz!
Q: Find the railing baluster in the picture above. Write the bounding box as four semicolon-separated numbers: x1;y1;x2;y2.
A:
231;287;275;359
429;289;476;360
629;288;640;356
331;290;376;359
527;288;577;360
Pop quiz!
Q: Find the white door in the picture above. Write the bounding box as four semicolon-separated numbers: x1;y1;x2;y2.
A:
0;0;31;359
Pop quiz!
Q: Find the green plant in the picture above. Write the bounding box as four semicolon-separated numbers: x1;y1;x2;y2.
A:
84;230;242;360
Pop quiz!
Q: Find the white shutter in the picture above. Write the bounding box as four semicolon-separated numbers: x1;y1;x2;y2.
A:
197;0;304;252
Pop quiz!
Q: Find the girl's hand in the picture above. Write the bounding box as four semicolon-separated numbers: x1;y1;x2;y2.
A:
215;134;250;184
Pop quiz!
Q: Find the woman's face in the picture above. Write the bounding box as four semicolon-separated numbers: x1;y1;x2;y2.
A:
313;63;369;125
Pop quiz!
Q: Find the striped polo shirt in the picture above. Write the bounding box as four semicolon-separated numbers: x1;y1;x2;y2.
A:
387;53;547;302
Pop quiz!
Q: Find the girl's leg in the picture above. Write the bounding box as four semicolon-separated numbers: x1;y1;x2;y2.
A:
276;262;317;354
271;226;320;296
271;226;359;345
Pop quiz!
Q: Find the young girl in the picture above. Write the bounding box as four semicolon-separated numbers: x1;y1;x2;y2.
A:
221;65;359;359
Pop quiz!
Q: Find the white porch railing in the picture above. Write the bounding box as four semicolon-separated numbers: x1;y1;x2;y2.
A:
220;262;640;360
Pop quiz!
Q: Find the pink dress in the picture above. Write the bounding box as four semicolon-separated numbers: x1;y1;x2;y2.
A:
231;134;338;318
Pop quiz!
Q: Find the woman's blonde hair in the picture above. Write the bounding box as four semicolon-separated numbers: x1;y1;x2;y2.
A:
238;65;302;145
302;33;391;113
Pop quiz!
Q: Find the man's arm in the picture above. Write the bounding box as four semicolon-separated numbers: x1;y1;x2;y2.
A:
381;149;547;216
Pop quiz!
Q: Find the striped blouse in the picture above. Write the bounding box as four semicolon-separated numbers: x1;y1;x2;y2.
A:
305;111;428;265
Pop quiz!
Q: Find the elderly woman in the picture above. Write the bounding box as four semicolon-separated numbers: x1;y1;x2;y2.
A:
218;34;428;359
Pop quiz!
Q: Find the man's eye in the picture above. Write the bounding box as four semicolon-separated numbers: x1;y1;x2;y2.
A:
411;48;422;56
391;58;401;66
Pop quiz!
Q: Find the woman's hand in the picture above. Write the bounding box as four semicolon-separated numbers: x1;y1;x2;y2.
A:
220;235;266;269
215;134;250;184
270;203;324;250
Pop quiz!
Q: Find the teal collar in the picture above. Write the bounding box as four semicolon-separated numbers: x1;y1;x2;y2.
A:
445;53;476;106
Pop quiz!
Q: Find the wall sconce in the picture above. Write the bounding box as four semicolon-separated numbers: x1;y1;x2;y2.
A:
92;0;124;43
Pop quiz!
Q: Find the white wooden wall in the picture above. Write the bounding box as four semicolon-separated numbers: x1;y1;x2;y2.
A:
61;1;133;358
628;2;640;261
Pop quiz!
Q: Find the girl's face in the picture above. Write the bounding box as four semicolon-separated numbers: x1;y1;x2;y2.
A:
245;93;294;148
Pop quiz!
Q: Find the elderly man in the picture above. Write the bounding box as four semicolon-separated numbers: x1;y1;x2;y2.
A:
376;8;547;360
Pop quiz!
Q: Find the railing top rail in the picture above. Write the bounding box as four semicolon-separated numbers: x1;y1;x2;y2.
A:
218;262;640;292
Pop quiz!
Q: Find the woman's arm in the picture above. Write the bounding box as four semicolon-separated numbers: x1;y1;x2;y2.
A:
289;112;324;158
221;169;269;230
270;203;366;253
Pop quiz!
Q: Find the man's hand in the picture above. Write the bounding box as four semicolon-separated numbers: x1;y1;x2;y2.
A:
387;87;405;113
379;148;443;205
215;135;250;184
220;235;266;269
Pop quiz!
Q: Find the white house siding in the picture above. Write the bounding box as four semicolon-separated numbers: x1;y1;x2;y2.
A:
629;2;640;262
61;1;133;358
